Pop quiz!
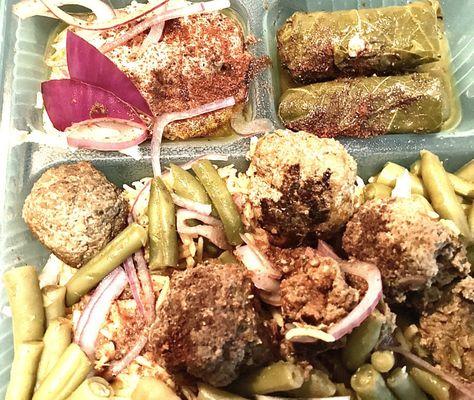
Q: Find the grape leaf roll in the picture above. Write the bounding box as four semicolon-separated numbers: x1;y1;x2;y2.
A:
278;73;448;138
277;2;440;83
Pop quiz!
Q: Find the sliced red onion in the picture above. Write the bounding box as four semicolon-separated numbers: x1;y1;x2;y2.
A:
327;261;382;340
131;180;152;222
234;245;281;292
75;267;128;358
67;31;152;115
388;347;474;399
151;97;235;176
38;0;168;30
138;1;169;55
240;234;281;279
100;0;231;53
316;240;342;261
231;115;274;137
123;256;146;318
285;325;337;343
66;118;148;151
171;193;212;216
134;250;156;324
13;0;115;20
176;209;229;250
258;289;282;307
106;333;148;377
42;79;144;131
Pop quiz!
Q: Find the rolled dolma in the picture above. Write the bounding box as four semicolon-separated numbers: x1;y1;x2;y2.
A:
279;73;448;138
277;2;440;83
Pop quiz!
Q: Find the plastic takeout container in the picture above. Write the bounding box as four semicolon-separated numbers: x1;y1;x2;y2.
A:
0;0;473;397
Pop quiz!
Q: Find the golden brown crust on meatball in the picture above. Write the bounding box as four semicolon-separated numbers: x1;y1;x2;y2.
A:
419;277;474;382
22;162;128;267
342;198;470;307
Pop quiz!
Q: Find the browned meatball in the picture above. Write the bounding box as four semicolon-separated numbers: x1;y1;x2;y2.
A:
23;162;128;267
246;130;359;246
152;262;274;387
419;277;474;382
343;198;470;307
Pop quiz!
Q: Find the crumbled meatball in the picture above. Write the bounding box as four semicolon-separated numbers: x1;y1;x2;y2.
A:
246;130;359;246
152;262;274;387
419;277;474;382
342;198;470;307
279;253;362;326
23;162;128;267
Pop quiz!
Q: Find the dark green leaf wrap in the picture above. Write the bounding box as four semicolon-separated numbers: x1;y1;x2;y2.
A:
279;73;448;137
277;2;440;83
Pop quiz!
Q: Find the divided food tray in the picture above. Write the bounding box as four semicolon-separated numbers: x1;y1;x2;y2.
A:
0;0;472;397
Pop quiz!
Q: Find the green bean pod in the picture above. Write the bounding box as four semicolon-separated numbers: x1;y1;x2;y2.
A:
387;367;428;400
410;160;422;176
455;160;474;182
364;183;392;201
33;343;92;400
377;162;427;196
218;250;239;264
343;311;383;371
5;341;43;400
350;364;397;400
420;150;471;242
65;223;147;306
371;350;395;373
69;377;114;399
3;265;45;350
192;160;244;246
132;377;180;400
42;285;66;326
230;361;305;395
447;173;474;199
170;164;216;215
36;318;72;385
197;384;247;400
409;367;450;400
148;176;178;269
285;369;336;397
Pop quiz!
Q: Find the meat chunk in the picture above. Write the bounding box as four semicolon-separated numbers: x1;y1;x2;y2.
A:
152;262;274;387
23;162;128;267
419;277;474;382
342;198;470;307
245;130;360;246
105;12;254;140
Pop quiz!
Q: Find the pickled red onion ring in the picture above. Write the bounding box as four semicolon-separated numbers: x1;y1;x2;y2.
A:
123;256;146;317
14;0;115;20
134;250;156;324
171;193;212;216
231;115;274;137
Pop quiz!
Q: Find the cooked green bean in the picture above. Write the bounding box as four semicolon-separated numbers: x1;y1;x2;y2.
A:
33;343;92;400
455;160;474;182
5;341;43;400
343;311;383;371
286;369;336;397
65;223;147;306
218;250;239;264
350;364;397;400
37;318;72;385
364;183;392;201
410;160;422;176
447;173;474;198
197;383;247;400
230;361;305;395
70;377;114;399
148;176;178;270
335;383;355;397
192;160;244;246
420;150;471;242
409;367;450;400
170;164;215;215
132;377;180;400
387;367;428;400
42;285;66;326
371;351;395;373
377;162;427;196
411;194;438;217
3;265;45;350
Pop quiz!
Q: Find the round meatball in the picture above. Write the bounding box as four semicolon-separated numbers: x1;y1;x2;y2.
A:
343;198;470;306
23;162;128;267
152;262;274;387
419;277;474;381
246;130;359;246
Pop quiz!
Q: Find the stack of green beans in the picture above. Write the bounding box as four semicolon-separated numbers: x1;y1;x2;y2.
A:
365;154;474;244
